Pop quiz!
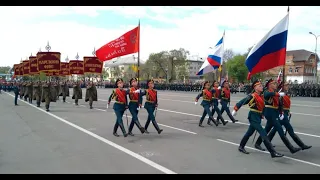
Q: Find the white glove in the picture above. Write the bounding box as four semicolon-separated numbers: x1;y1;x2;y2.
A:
137;107;140;111
227;103;230;107
279;92;285;97
232;110;237;116
134;89;141;93
195;101;198;105
107;104;109;109
218;86;221;90
218;99;221;103
279;114;284;120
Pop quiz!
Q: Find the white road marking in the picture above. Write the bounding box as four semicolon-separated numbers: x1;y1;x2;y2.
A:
4;92;176;174
216;139;320;168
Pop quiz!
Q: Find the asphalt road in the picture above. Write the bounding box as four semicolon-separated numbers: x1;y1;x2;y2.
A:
1;88;320;174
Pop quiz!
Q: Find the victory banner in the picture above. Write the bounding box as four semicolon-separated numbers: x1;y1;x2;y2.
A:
83;56;103;74
23;60;30;76
19;63;24;76
60;62;70;76
37;52;61;72
29;56;39;74
14;64;20;76
69;60;84;75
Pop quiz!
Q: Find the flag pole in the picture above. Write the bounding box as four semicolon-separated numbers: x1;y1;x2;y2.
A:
219;31;225;85
282;6;290;84
137;20;141;88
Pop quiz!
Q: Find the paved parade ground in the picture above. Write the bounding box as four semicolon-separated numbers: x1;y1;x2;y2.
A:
1;89;320;174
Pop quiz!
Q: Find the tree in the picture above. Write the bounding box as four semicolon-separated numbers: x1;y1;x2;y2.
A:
112;67;121;79
226;54;248;82
223;49;235;62
0;66;10;74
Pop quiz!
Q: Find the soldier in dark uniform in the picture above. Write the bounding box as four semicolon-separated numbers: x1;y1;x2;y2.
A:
13;82;20;106
33;81;41;107
195;81;218;127
267;81;312;150
54;81;60;100
140;79;163;134
209;80;228;126
254;79;301;154
126;78;145;136
41;81;51;111
19;82;24;99
85;81;97;109
72;81;82;106
23;81;29;101
61;81;69;102
27;81;33;103
108;78;128;137
232;80;283;158
220;80;238;123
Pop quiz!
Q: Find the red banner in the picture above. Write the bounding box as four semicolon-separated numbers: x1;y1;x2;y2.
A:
37;52;61;72
83;56;103;74
29;56;39;74
14;64;20;76
23;60;30;76
19;63;24;76
96;25;139;62
69;60;84;75
60;62;70;76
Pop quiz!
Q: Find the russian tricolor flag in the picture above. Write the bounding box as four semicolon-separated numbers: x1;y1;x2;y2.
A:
196;32;224;76
246;13;289;79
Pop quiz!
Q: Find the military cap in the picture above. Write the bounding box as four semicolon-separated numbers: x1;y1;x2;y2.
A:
222;80;228;86
130;78;138;85
251;80;262;90
265;78;276;88
115;78;123;86
147;79;154;85
202;81;210;89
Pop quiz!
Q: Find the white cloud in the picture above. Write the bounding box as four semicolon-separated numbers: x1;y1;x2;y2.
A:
1;6;320;68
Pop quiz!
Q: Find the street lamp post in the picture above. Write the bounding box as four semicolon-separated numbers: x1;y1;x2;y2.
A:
309;32;320;83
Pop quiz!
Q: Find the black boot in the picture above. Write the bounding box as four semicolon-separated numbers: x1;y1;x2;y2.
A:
75;100;78;106
119;122;128;137
199;119;204;127
239;136;250;154
209;116;218;126
37;102;40;107
218;115;228;126
207;119;213;126
45;104;49;112
89;102;93;109
292;134;312;150
280;136;301;154
152;121;163;134
135;121;145;134
254;136;266;151
63;97;66;102
113;123;119;137
262;136;284;158
144;120;151;134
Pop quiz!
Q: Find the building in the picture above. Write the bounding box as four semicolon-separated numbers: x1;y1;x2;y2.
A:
263;49;319;84
185;55;205;82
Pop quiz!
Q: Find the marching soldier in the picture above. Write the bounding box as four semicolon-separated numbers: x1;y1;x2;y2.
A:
61;81;69;102
13;82;20;106
85;81;97;109
72;81;82;106
54;81;61;100
127;78;145;136
41;81;51;112
27;81;33;104
209;80;228;126
267;81;312;150
220;80;238;123
253;79;301;154
23;81;28;101
140;79;163;134
19;82;24;99
232;80;283;158
108;78;128;137
195;81;219;127
33;81;41;107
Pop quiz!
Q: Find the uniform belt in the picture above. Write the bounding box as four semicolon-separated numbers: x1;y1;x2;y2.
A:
222;97;229;100
146;100;155;103
212;97;218;99
130;100;138;102
283;108;290;110
115;101;125;104
203;99;211;101
249;108;262;113
265;105;278;109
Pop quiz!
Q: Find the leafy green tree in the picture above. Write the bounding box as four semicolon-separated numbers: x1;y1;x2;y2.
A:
0;66;10;74
226;54;248;82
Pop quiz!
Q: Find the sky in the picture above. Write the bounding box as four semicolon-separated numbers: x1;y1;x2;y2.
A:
1;6;320;69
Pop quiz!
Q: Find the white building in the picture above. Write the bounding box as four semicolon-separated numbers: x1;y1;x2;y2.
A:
185;55;205;82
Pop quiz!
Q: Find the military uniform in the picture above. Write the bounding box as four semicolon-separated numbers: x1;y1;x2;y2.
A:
210;83;228;126
254;79;301;154
13;83;20;106
72;82;82;105
61;81;69;102
140;79;163;134
233;80;283;158
267;82;312;150
126;78;145;136
23;82;28;101
220;81;237;123
41;81;51;111
85;82;97;109
195;82;218;127
26;81;33;103
108;79;128;137
33;81;41;107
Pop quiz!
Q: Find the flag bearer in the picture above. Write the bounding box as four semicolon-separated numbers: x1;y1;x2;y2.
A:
220;80;238;123
195;81;218;127
140;79;163;134
127;78;145;136
267;81;312;150
209;80;228;126
254;79;301;154
232;80;283;158
108;78;128;137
